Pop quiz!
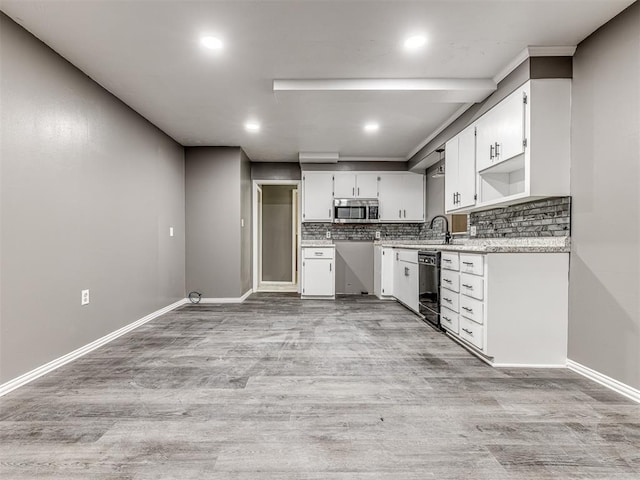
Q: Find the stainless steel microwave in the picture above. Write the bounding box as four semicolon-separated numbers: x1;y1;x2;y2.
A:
333;198;379;223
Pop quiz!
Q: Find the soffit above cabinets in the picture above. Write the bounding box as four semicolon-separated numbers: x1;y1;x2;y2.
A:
1;0;634;162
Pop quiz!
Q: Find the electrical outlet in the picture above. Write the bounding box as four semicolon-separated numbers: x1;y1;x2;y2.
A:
325;231;331;239
81;289;90;306
169;227;174;237
470;225;477;237
375;231;381;239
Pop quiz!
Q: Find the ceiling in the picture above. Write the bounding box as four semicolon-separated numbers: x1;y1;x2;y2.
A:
0;0;634;163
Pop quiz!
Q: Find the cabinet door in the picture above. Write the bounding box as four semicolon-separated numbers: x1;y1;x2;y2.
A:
476;110;498;172
444;137;459;212
333;173;356;198
404;261;419;312
402;174;425;221
393;252;404;303
302;259;334;296
381;247;394;296
302;172;333;222
378;174;405;221
457;124;477;209
356;173;379;198
495;86;526;163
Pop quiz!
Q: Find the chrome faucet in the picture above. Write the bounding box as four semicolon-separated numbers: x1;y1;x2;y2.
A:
429;215;451;244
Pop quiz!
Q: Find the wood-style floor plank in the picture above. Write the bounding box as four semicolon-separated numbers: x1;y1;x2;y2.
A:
1;293;639;479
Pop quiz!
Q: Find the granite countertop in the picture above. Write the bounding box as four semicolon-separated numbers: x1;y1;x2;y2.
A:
376;237;570;253
301;240;335;248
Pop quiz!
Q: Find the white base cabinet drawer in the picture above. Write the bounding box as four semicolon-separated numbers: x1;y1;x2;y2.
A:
460;273;484;300
440;307;459;334
459;317;484;350
441;269;459;292
459;295;484;325
303;247;335;259
440;287;459;313
460;254;484;276
441;252;460;271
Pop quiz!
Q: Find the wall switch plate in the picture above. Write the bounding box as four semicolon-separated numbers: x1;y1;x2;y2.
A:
375;231;381;239
169;227;174;237
470;225;477;237
81;289;90;306
326;231;331;239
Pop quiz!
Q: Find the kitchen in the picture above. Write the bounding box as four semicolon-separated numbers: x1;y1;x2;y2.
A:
1;0;638;478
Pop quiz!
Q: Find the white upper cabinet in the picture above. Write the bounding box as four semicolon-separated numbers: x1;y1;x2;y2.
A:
444;79;571;212
378;173;424;222
302;172;334;222
476;87;526;172
333;172;379;198
445;124;476;213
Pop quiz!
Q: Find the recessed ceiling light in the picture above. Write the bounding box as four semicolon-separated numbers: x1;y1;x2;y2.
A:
245;122;261;132
404;34;427;50
364;122;380;133
201;36;223;50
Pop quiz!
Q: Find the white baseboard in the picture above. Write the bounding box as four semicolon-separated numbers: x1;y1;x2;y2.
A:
0;298;188;398
198;289;253;304
567;359;640;404
492;363;567;368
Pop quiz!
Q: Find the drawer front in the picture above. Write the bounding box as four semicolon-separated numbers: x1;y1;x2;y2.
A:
303;247;335;259
441;252;459;271
396;249;418;264
440;288;459;313
459;295;484;325
460;273;484;301
460;253;484;276
440;307;459;334
459;317;484;350
441;269;459;293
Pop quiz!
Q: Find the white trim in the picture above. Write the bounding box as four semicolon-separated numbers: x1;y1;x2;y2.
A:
0;298;188;398
567;359;640;404
492;363;567;368
274;78;495;93
493;45;577;84
199;289;253;304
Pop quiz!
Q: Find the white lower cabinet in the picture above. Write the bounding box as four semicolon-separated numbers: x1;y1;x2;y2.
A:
392;249;419;313
301;247;335;298
440;251;569;366
374;246;395;299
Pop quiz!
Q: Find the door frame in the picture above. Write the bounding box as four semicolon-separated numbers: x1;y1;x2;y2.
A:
252;180;302;292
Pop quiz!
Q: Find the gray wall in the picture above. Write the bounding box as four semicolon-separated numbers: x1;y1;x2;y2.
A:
568;2;640;390
0;14;186;383
261;185;295;282
251;162;301;181
426;160;445;221
185;147;251;298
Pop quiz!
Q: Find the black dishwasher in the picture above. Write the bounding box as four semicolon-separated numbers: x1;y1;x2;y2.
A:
418;251;442;330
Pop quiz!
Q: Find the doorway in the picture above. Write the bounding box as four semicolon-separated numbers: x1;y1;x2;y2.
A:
253;181;300;292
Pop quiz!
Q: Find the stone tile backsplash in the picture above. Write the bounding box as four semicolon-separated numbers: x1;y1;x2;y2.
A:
301;197;571;241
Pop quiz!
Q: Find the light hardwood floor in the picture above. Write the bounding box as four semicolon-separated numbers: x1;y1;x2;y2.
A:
1;293;639;479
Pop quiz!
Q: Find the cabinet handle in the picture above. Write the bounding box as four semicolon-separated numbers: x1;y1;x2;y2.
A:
352;187;355;196
314;252;324;256
357;187;360;196
403;209;407;218
329;263;332;272
462;284;473;289
462;306;473;312
442;316;451;323
443;297;452;303
452;192;456;205
329;208;331;217
462;261;474;266
495;142;500;157
399;209;402;218
443;278;452;284
489;144;495;159
462;328;473;335
404;267;409;276
442;258;452;263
